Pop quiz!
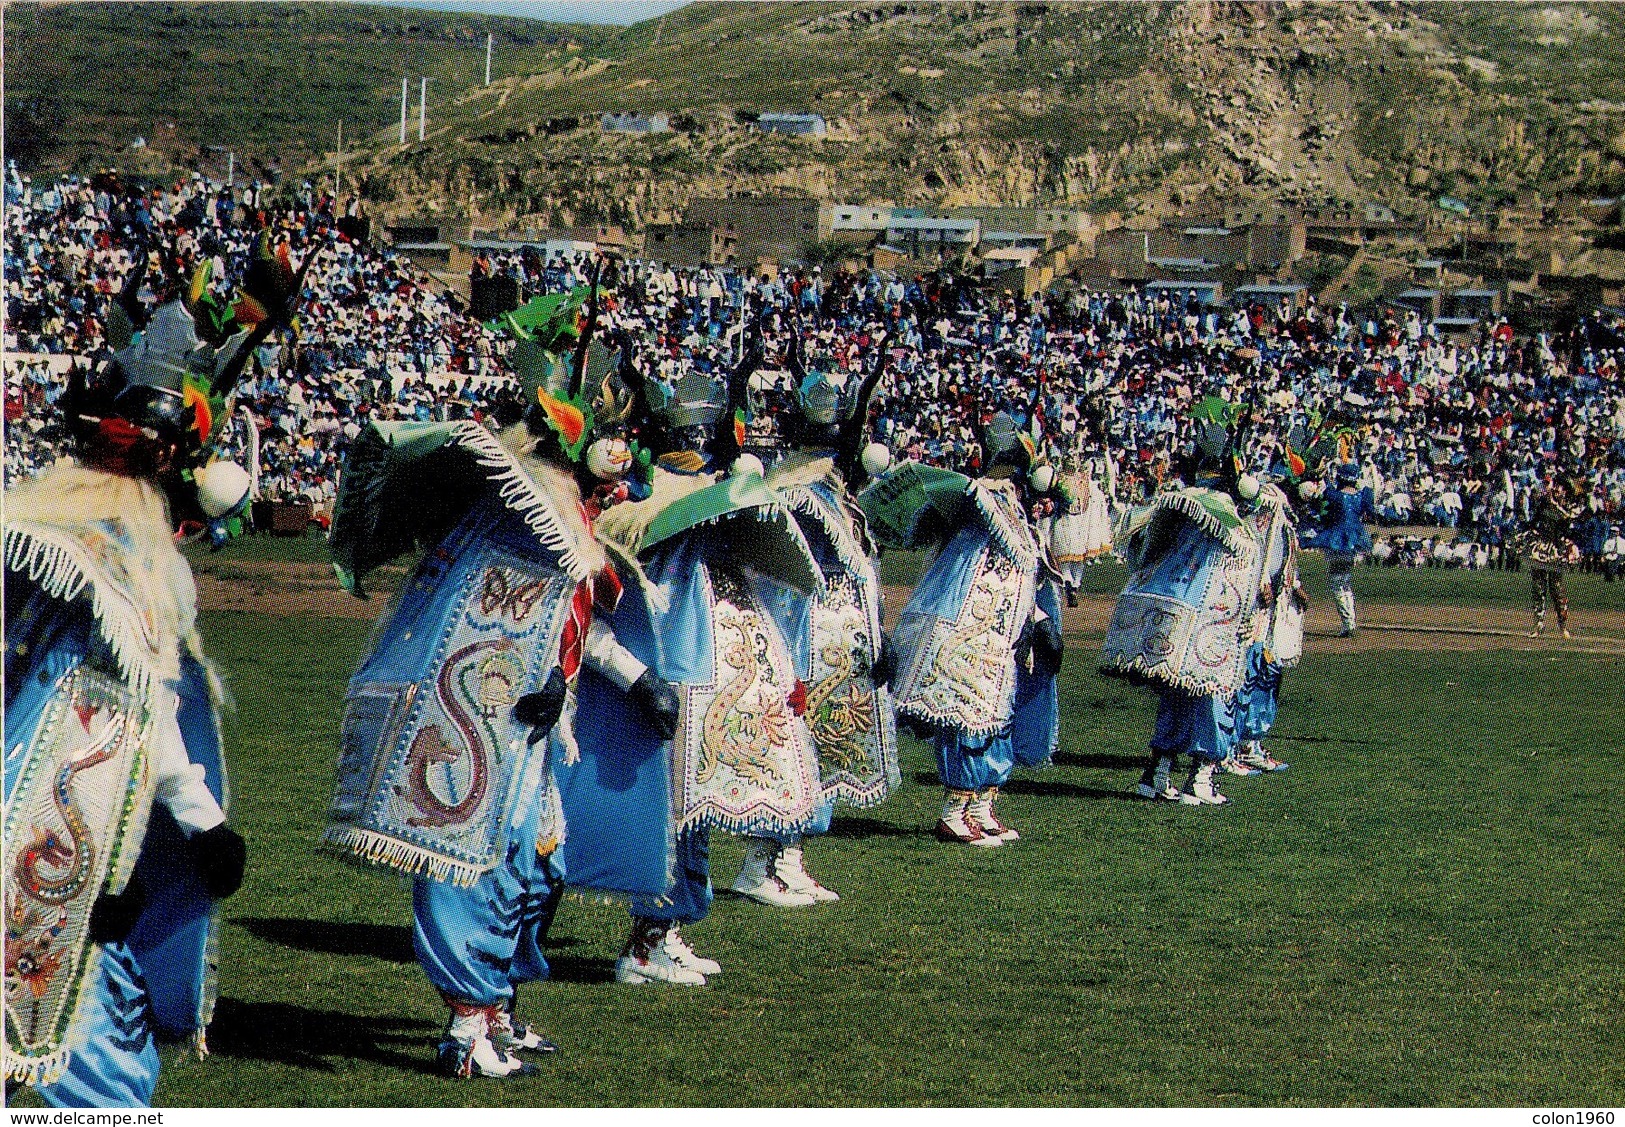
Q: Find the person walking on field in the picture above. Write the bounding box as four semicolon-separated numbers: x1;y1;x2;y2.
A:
1304;461;1376;637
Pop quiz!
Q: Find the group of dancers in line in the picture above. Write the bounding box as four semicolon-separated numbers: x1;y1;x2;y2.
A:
10;245;1526;1103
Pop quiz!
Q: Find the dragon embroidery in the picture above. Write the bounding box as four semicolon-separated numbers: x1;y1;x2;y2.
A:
922;554;1022;715
13;703;127;906
803;601;878;774
399;640;514;828
698;603;791;788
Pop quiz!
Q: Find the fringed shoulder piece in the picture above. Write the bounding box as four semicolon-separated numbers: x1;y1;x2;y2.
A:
4;470;190;699
1116;486;1246;563
968;478;1039;574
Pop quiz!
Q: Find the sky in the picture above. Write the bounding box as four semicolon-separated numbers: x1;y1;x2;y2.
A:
361;1;689;25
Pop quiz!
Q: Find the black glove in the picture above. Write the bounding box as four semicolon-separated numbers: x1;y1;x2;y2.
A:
1014;619;1036;668
872;634;898;688
187;824;247;900
514;668;568;747
1034;617;1065;668
628;669;680;741
88;877;147;943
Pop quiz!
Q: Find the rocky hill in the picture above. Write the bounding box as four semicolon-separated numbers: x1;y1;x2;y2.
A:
10;2;1625;232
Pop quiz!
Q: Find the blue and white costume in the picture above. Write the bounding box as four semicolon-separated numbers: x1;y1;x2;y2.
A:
5;470;238;1107
1102;481;1262;805
1233;485;1304;773
888;473;1045;844
735;453;900;902
326;420;640;1076
587;462;824;979
1305;466;1375;635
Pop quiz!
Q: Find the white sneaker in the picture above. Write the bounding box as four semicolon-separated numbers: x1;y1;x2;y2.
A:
489;1011;558;1055
615;920;707;986
663;926;722;976
438;1009;530;1078
1180;761;1230;806
967;789;1019;841
775;843;840;901
934;791;1001;846
730;838;819;906
1134;758;1180;800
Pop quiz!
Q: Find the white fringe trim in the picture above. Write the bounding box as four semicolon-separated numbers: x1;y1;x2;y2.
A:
782;486;868;579
969;482;1039;574
1150;491;1246;553
446;420;595;583
676;802;823;837
320;825;487;888
1097;653;1239;697
3;525;164;705
6;1045;72;1087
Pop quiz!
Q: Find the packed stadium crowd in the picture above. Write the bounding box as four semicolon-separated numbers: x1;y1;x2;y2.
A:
7;166;1625;555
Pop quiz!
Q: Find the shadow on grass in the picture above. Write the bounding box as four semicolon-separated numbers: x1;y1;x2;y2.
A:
537;954;619;985
825;815;919;839
1050;750;1147;771
910;770;1136;803
1000;777;1140;803
207;998;438;1075
233;917;416;963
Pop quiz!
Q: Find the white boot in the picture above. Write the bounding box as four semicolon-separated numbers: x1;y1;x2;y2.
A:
1237;740;1288;772
729;837;818;907
967;786;1019;841
662;925;722;976
437;1005;529;1078
489;1008;558;1055
614;918;708;986
1331;577;1357;636
1180;760;1230;806
934;788;1000;846
1135;756;1179;800
774;838;840;902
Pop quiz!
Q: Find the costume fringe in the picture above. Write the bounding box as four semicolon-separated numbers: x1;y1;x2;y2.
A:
677;802;823;837
1097;654;1238;697
781;486;869;579
3;525;164;706
320;825;487;888
6;1045;72;1088
1149;491;1246;554
450;420;597;582
969;482;1039;573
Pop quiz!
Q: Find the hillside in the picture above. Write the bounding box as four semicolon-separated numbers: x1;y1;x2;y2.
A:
9;2;1625;231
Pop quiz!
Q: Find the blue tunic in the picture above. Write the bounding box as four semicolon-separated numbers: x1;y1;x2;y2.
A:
1307;486;1375;556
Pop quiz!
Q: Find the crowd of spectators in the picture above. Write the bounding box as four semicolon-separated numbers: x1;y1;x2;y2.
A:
7;164;1625;557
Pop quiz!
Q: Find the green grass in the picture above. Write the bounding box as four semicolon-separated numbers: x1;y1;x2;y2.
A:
14;571;1621;1107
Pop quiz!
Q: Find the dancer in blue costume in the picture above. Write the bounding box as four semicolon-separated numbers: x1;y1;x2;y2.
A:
587;321;825;980
325;274;676;1075
725;325;901;905
1226;482;1306;777
1102;399;1265;807
1304;461;1376;637
866;409;1052;846
3;241;282;1103
1011;460;1066;776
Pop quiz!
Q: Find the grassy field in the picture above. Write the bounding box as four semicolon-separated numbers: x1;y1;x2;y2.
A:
13;558;1625;1106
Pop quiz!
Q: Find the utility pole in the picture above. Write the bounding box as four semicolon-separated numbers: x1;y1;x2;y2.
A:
419;78;428;143
400;78;408;145
335;120;343;194
485;33;493;85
